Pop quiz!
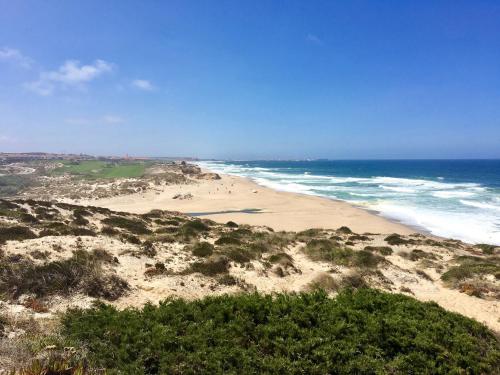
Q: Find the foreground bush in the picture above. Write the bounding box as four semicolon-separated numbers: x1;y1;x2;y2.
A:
62;289;500;374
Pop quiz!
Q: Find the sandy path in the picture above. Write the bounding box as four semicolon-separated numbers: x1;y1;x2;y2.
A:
80;173;413;235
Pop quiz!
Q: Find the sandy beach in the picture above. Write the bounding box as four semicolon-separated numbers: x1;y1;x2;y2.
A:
80;172;415;235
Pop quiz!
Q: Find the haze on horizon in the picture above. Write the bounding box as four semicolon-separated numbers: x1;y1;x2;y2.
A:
1;1;500;160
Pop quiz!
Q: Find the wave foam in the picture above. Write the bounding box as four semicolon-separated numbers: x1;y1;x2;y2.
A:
460;200;500;211
198;161;500;245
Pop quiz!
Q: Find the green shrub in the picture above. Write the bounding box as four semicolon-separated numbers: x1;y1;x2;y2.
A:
189;255;229;276
352;250;384;268
220;246;255;263
121;234;141;245
218;274;238;286
339;271;368;289
181;220;209;233
190;242;214;257
411;249;436;261
306;273;338;292
20;212;39;223
101;226;119;236
441;257;500;284
214;235;241;245
385;233;415;246
61;289;500;374
295;228;325;241
0;225;37;244
101;216;151;235
303;239;353;264
72;214;89;226
0;249;128;300
268;252;293;264
337;226;353;234
475;244;497;255
226;221;239;228
348;234;370;241
73;208;92;217
155;226;179;234
416;269;433;281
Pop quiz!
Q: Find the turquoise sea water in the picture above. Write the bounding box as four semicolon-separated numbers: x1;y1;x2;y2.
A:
198;160;500;245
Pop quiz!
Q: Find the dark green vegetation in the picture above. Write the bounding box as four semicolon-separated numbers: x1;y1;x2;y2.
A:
384;233;415;246
189;241;214;257
61;289;500;374
102;215;152;235
0;249;129;301
0;225;37;244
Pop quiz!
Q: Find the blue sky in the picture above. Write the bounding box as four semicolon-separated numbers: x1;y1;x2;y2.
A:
1;1;500;159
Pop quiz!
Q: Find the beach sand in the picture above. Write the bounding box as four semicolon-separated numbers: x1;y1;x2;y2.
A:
80;172;414;235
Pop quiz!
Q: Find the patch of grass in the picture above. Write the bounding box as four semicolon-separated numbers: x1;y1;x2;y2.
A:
101;216;151;235
0;225;37;244
189;242;214;257
0;249;128;300
441;257;500;284
304;240;383;269
61;288;500;374
53;160;147;179
408;249;437;261
364;246;393;256
306;239;354;265
295;228;325;241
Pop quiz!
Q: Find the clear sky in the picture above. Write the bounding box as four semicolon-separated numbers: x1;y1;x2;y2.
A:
1;1;500;159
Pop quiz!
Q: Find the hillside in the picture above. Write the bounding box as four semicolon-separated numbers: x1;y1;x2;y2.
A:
0;198;498;371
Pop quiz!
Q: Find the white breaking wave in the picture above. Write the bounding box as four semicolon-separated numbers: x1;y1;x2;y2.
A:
372;202;500;245
432;191;476;198
460;200;500;211
380;185;418;193
198;161;500;245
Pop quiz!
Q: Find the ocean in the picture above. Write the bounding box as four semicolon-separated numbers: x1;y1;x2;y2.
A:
198;159;500;245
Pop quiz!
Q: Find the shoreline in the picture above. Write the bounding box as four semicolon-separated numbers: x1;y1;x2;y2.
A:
78;170;416;235
233;171;433;237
